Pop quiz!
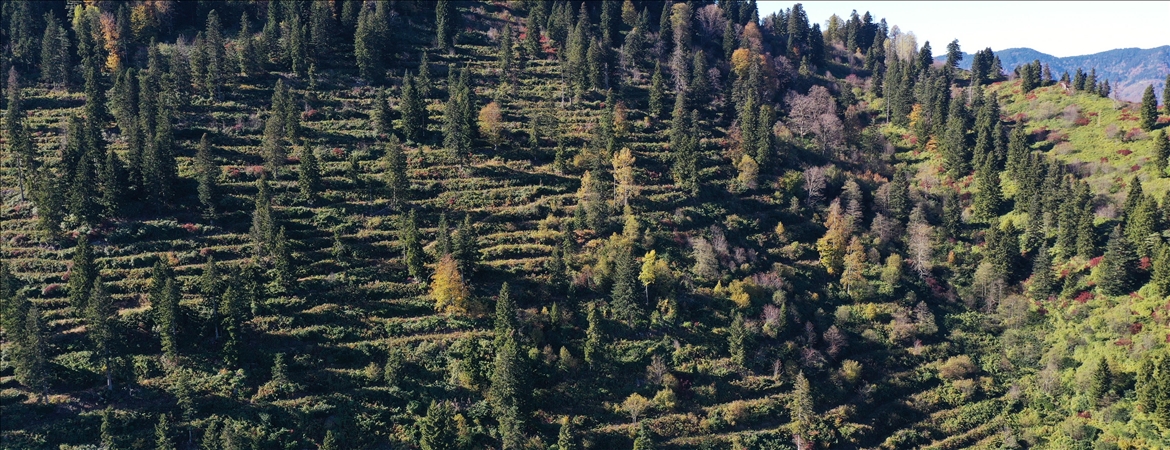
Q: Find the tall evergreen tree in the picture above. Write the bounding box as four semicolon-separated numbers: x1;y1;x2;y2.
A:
1140;84;1159;132
196;134;218;219
86;277;116;390
17;306;49;402
648;62;666;118
39;11;70;88
150;261;180;359
1099;225;1138;296
399;72;425;142
419;400;457;450
383;135;409;208
69;235;97;314
297;142;321;203
436;0;455;52
1156;130;1170;177
250;176;277;256
401;210;425;281
972;159;1002;222
372;88;393;136
1029;246;1056;300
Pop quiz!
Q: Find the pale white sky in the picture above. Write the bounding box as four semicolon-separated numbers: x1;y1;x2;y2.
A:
758;1;1170;58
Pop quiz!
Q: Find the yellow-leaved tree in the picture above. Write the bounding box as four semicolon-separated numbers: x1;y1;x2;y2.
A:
816;199;851;275
432;254;476;316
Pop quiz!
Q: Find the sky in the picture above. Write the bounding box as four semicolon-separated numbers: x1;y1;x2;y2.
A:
757;1;1170;58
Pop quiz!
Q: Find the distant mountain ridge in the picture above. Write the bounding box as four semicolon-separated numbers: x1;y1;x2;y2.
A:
935;46;1169;102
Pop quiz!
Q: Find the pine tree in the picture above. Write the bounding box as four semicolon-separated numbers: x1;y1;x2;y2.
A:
584;302;603;366
453;214;479;277
86;277;116;390
69;235;97;314
383;135;409;207
1076;203;1098;258
494;283;518;343
728;313;748;366
196;134;218;219
419;401;457;450
1141;84;1159;132
238;12;260;76
399;72;425;142
1163;74;1170;114
272;226;295;289
372;88;393;136
557;417;577;450
1152;244;1170;297
309;0;336;63
402;210;425;281
1099;225;1138;296
17;306;49;402
436;0;455;52
354;2;384;81
633;424;656;450
972;159;1002;222
251;176;276;256
99;146;125;219
790;371;816;442
297;143;321;202
1029;246;1056;300
610;246;643;328
219;283;243;367
262;106;287;175
499;23;515;79
151;262;181;359
39;11;70;88
941;98;971;176
491;332;526;449
155;414;175;450
1159;131;1170;178
204;10;227;98
690;50;709;107
648;62;666;118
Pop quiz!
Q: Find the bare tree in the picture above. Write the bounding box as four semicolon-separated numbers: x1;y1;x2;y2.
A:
786;86;844;154
803;165;828;206
695;5;727;39
907;220;934;276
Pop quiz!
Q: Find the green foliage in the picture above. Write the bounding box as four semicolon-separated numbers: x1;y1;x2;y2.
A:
1141;84;1158;131
1098;225;1138;296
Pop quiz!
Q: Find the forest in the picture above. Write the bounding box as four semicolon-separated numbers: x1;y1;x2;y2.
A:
3;1;1170;449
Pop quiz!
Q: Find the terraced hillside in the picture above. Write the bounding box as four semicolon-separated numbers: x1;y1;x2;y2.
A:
3;1;1170;450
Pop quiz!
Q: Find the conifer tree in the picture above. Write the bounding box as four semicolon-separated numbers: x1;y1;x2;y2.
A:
557;417;577;450
204;10;227;98
453;214;479;277
728;313;748;366
69;235;97;313
436;0;455;52
1156;130;1170;177
219;284;243;367
309;0;336;62
263;106;287;175
648;62;666;118
238;12;260;76
17;306;49;402
250;176;276;256
372;88;393;136
401;210;425;281
99;146;125;219
383;135;409;208
610;246;643;328
491;284;526;448
690;50;709;106
150;261;180;359
941;98;971;176
972;159;1002;222
86;277;116;390
633;424;655;450
399;72;424;142
272;226;294;289
155;414;174;450
499;23;515;79
39;11;70;88
1028;246;1056;300
1141;84;1159;132
298;143;321;203
524;11;542;61
1153;244;1170;297
196;134;218;219
584;302;603;366
355;2;385;81
1099;225;1138;296
419;401;457;450
1076;203;1098;258
1163;74;1170;114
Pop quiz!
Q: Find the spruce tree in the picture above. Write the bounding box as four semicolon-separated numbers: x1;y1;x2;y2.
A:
401;210;425;281
39;11;70;88
728;313;747;366
297;143;321;203
453;214;479;277
69;235;97;314
648;62;666;118
1141;84;1159;132
196;134;218;219
86;277;116;390
1028;246;1056;300
557;417;577;450
354;2;384;81
436;0;455;52
150;261;180;359
273;226;295;289
219;284;243;367
372;88;393;136
17;306;49;402
1152;244;1170;297
1076;203;1098;258
972;159;1002;222
584;302;603;366
383;135;409;208
1157;130;1170;177
262;106;287;175
941;99;971;176
400;72;425;142
1099;225;1138;296
98;146;125;219
419;401;457;450
611;246;643;328
491;323;525;449
204;10;227;98
238;12;260;76
499;23;515;79
250;176;276;256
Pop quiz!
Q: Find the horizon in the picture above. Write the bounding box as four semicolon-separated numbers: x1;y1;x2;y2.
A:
757;1;1170;58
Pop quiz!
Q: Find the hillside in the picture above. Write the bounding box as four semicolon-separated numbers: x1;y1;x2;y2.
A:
3;2;1170;450
938;46;1170;102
